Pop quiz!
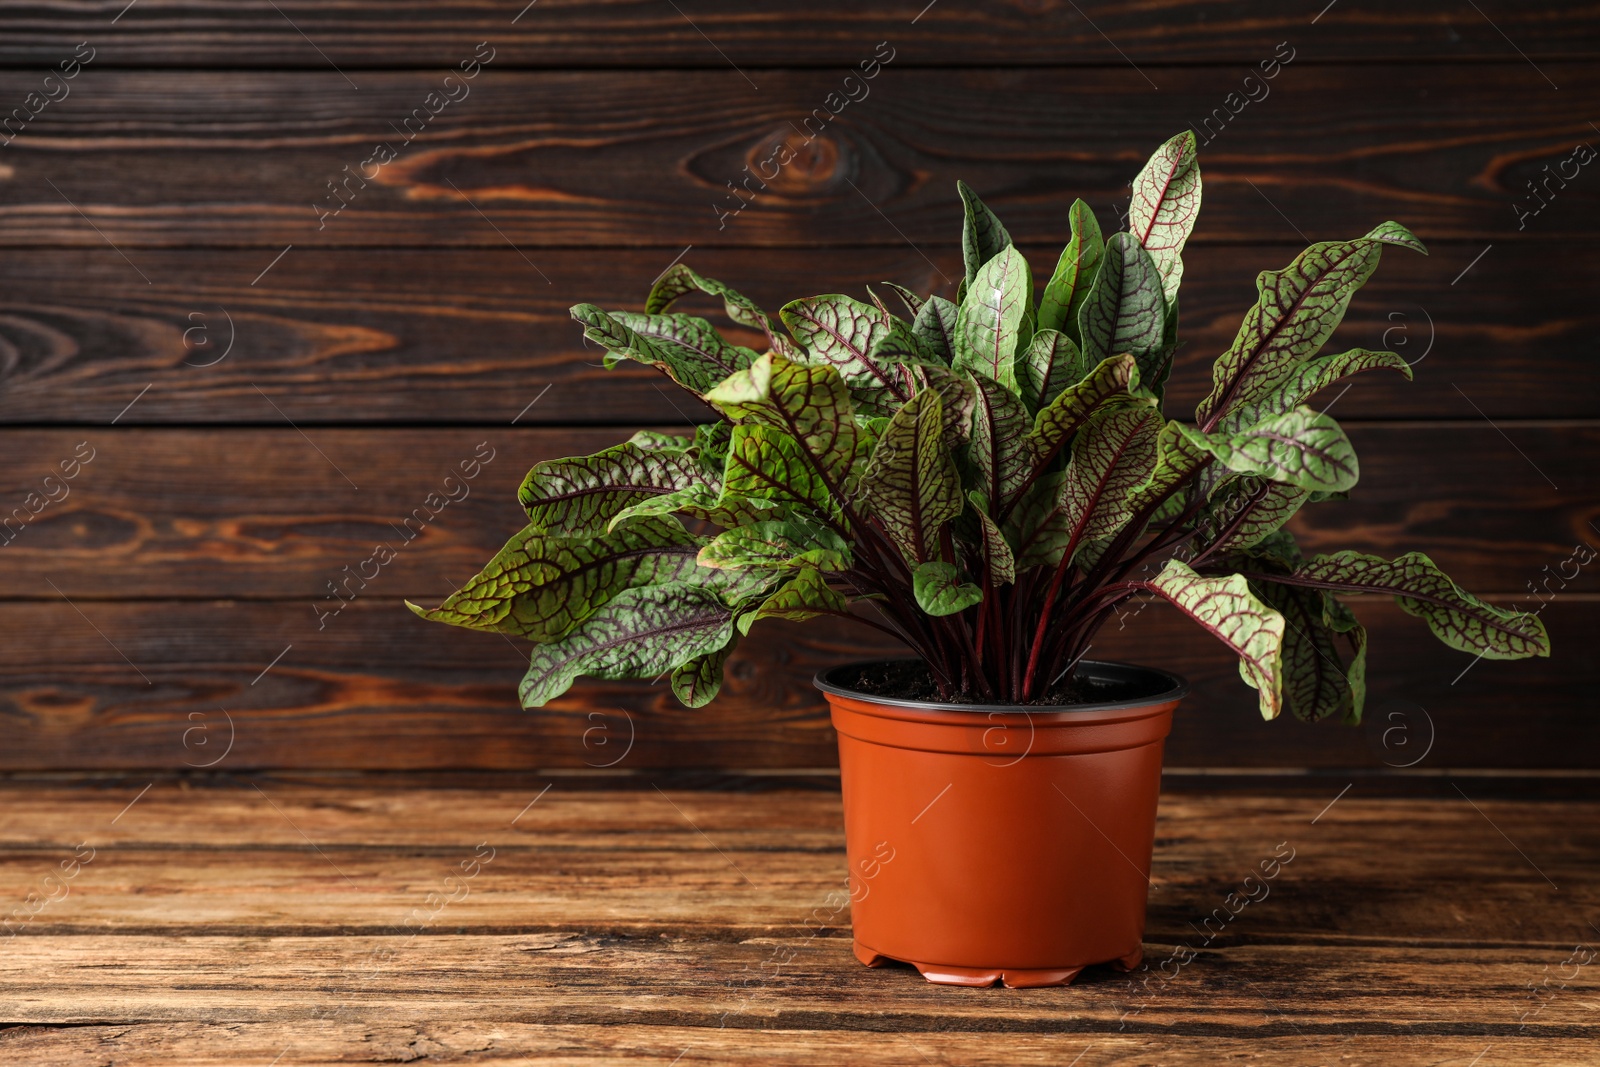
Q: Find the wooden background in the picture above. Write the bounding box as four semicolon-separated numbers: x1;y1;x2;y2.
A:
0;1;1596;777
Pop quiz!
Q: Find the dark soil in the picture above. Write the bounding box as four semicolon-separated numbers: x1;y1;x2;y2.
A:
837;659;1135;707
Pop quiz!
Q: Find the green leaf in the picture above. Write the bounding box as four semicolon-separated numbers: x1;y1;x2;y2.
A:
628;429;692;451
780;294;919;416
1038;199;1104;340
882;281;925;317
691;420;732;473
1074;416;1211;575
698;520;850;572
598;422;784;531
912;295;960;364
405;517;703;643
1006;470;1071;571
1329;597;1369;722
1252;580;1366;723
966;374;1034;510
913;561;983;616
953;244;1031;395
1143;293;1180;401
670;637;738;708
571;303;756;395
869;323;944;373
607;482;780;533
1077;232;1166;375
1121;419;1212;520
518;583;735;708
1254;551;1550;660
1365;219;1429;254
1128;130;1202;304
1195;223;1426;429
1007;353;1142;515
1030;353;1143;454
1196;476;1311;556
1017;329;1088;414
1061;405;1163;548
700;563;786;611
722;423;837;514
519;440;711;536
920;367;977;451
611;311;760;382
970;501;1017;585
1216;348;1413;433
958;179;1013;288
859;387;962;564
1180;406;1359;493
1241;528;1305;572
704;352;862;482
646;263;798;359
1148;560;1287;720
751;565;848;628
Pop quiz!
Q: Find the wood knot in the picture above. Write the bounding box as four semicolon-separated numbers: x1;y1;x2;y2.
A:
744;126;847;197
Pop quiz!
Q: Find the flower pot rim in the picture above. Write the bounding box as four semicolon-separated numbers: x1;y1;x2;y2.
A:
814;657;1189;716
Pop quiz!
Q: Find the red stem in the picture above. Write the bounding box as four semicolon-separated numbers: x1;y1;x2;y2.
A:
1020;550;1076;700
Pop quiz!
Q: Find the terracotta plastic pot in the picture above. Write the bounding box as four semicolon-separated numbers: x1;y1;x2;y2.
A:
816;659;1187;989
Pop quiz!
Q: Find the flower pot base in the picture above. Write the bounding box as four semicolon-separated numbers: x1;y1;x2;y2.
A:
821;660;1185;991
853;940;1143;989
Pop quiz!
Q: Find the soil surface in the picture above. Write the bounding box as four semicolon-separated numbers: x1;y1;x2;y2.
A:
833;659;1166;707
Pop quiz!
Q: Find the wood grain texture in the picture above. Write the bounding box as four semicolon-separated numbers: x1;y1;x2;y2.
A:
0;1028;1585;1067
2;786;1595;942
2;939;1591;1026
0;424;1590;598
0;784;1595;1063
0;596;1591;771
4;1;1600;67
0;66;1594;249
0;241;1592;424
0;1;1590;783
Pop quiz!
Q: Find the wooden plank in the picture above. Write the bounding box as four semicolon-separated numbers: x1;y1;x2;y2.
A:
0;597;1592;771
0;240;1592;424
0;782;852;850
2;787;1593;1061
2;786;1595;945
0;424;1590;598
0;428;629;598
4;2;1600;67
6;934;1597;1031
0;66;1595;248
0;1027;1585;1067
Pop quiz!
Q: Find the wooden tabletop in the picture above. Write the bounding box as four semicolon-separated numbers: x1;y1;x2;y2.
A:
2;778;1595;1065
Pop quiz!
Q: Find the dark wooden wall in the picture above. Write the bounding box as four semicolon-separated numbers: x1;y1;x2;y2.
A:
0;2;1595;775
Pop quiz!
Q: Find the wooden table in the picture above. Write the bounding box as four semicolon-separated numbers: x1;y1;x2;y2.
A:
2;778;1595;1065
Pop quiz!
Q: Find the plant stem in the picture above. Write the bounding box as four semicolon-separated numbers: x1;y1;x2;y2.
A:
1074;456;1213;612
973;573;991;672
1019;501;1102;699
1109;489;1210;586
1009;576;1029;701
1020;555;1073;700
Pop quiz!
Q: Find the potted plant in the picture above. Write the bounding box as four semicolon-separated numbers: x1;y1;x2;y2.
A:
411;132;1549;987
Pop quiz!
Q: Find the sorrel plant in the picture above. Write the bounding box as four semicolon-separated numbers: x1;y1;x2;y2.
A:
412;132;1549;717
